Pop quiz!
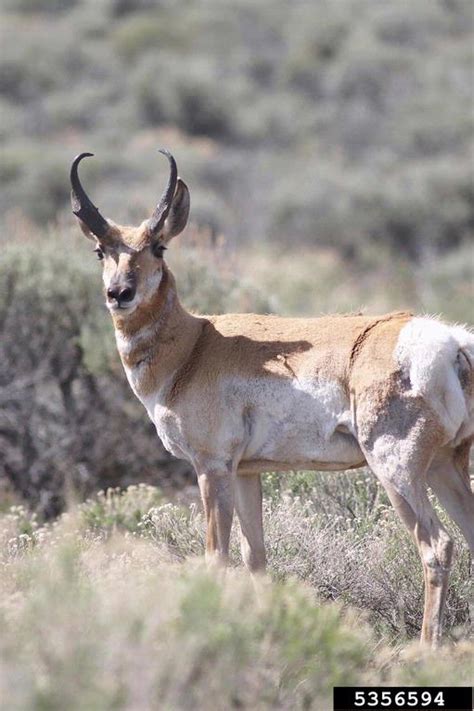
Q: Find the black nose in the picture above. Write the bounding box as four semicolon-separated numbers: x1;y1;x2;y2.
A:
107;285;135;304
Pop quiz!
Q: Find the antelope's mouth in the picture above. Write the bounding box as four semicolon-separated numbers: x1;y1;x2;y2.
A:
107;300;138;314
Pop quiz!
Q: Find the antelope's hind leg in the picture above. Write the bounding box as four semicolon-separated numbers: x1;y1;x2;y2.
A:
358;403;453;647
234;473;266;573
428;441;474;554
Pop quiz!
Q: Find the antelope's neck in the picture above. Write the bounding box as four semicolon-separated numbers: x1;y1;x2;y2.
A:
112;266;203;399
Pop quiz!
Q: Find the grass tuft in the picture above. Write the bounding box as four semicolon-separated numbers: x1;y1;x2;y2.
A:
0;483;472;709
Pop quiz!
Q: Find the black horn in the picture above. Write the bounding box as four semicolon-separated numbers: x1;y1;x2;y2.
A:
70;153;110;239
146;148;178;237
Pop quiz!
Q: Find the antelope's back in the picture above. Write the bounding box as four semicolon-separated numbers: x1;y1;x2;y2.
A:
206;310;413;387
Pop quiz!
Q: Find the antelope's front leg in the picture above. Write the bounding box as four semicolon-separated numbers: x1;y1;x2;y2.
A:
197;470;234;566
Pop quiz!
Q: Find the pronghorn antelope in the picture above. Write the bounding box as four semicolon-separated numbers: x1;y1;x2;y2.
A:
71;149;474;647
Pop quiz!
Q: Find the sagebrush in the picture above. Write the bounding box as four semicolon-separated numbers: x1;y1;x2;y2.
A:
0;483;472;710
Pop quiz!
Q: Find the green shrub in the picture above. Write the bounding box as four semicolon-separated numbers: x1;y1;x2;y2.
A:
0;0;472;260
420;243;474;324
259;472;472;640
167;229;273;314
3;0;78;14
79;485;164;534
112;12;186;61
107;0;163;19
0;495;472;710
131;53;238;138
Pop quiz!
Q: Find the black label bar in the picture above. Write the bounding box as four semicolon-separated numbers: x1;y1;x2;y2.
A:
333;686;473;711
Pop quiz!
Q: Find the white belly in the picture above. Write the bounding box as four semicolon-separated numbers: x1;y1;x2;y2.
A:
141;374;365;472
239;376;364;468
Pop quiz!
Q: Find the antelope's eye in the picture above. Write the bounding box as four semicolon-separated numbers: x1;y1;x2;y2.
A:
152;243;166;259
94;247;104;261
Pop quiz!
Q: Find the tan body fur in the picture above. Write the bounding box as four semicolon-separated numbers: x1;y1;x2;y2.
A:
113;266;474;649
71;150;474;648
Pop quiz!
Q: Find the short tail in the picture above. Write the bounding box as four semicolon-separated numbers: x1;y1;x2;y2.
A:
450;324;474;444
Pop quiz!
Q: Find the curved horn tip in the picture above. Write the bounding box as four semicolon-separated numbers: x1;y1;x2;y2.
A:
70;151;109;238
72;152;94;163
146;148;179;237
70;152;95;179
158;148;177;167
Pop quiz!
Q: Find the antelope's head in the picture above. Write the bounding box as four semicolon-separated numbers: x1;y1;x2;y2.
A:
70;149;190;315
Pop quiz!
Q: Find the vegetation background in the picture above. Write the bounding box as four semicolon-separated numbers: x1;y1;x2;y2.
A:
0;0;473;707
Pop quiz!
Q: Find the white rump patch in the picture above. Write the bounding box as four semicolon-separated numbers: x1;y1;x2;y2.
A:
395;317;473;442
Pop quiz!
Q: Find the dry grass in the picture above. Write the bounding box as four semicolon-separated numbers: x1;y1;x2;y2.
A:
0;483;472;710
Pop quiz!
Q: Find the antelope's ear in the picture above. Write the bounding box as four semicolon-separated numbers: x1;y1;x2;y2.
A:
160;179;190;244
74;213;97;241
